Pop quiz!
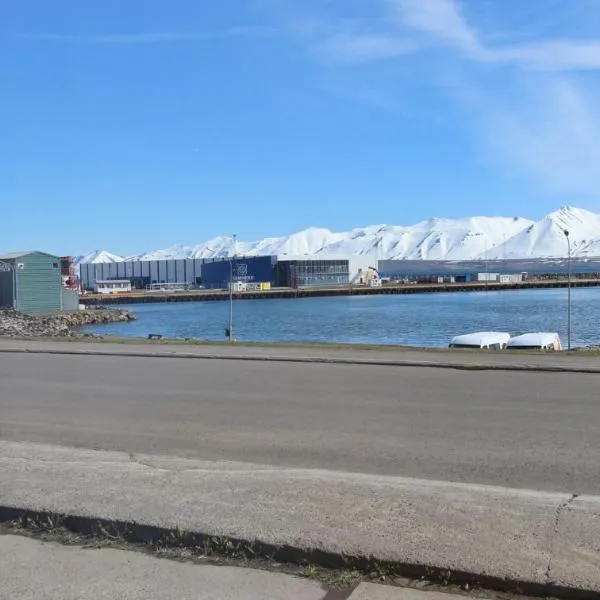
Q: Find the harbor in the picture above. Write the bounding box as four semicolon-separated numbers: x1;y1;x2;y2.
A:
80;277;600;305
80;287;600;349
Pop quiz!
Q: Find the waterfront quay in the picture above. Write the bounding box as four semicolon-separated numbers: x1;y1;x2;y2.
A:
80;277;600;305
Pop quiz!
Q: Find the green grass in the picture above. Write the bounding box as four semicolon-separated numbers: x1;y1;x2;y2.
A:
8;333;599;356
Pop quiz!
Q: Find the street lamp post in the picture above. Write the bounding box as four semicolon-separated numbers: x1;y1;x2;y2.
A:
563;229;571;351
227;234;237;342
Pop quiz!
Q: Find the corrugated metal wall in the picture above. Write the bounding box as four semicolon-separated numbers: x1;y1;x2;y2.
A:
185;259;196;284
175;260;186;283
79;258;224;290
15;252;62;313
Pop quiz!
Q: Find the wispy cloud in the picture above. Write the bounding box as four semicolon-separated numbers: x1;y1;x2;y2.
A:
316;33;418;63
389;0;483;56
276;0;600;196
478;78;600;195
495;40;600;71
388;0;600;72
19;26;278;45
277;0;600;71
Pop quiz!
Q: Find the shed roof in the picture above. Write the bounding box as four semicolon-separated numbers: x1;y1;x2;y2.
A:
0;251;60;260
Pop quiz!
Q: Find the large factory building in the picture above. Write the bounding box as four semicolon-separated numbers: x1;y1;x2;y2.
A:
80;254;376;291
79;258;220;291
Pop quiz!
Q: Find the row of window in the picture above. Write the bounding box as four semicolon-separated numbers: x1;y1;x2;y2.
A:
292;275;349;287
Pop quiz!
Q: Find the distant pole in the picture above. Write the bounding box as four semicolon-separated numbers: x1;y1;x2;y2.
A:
564;230;571;351
228;234;237;342
484;242;489;291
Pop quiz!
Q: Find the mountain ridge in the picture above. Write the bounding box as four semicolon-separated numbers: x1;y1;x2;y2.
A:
76;206;600;265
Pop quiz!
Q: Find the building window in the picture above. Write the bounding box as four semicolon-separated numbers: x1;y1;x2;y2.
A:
52;263;58;268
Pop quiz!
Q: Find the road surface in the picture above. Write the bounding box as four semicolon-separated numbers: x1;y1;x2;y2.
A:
1;350;599;494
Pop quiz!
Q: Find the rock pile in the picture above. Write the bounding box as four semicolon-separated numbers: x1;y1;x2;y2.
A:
0;308;136;338
56;308;136;329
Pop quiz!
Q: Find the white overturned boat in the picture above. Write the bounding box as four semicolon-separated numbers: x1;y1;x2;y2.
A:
449;331;511;350
507;332;562;351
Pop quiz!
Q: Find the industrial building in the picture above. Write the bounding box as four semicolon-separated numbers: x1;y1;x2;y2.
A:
200;255;377;289
80;254;377;291
79;258;220;291
201;256;278;289
0;251;76;313
275;258;349;288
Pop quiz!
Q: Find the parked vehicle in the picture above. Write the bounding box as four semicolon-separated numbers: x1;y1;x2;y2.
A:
507;332;562;351
449;332;511;350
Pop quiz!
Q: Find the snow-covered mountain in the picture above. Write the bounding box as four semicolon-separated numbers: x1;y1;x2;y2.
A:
129;228;348;261
323;216;532;260
484;207;600;259
76;206;600;264
74;249;124;267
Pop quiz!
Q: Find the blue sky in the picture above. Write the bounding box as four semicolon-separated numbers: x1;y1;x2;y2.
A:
2;0;600;255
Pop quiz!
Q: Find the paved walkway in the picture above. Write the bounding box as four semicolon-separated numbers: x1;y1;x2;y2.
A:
1;442;599;593
0;534;475;600
1;338;600;372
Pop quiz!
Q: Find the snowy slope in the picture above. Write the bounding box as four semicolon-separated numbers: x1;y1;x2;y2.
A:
75;250;124;266
374;216;530;260
484;207;600;259
76;206;600;263
126;228;346;260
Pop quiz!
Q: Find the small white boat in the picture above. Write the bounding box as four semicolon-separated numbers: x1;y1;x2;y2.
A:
449;331;511;350
507;332;562;351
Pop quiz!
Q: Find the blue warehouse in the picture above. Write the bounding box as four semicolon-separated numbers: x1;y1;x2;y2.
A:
200;256;278;289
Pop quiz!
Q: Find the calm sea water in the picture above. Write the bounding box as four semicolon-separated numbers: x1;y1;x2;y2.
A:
83;287;600;348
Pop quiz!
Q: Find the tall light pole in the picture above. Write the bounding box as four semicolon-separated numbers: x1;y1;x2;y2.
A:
484;241;489;291
563;229;571;351
227;234;237;342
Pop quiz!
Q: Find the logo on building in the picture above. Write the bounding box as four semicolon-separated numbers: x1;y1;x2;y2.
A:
235;263;248;277
0;261;12;273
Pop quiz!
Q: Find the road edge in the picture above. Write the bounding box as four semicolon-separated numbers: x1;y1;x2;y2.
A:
0;505;595;600
1;346;600;373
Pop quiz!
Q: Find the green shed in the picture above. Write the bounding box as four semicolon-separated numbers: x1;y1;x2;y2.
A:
0;251;63;313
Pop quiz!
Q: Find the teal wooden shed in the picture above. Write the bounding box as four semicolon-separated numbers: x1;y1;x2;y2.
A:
0;251;63;313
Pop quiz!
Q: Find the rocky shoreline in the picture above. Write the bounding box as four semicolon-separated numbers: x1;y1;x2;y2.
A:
0;308;136;338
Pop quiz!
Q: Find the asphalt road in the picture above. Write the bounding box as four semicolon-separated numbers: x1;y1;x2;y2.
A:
1;351;599;493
